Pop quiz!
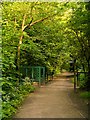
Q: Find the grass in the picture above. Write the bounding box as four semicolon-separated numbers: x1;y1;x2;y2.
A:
80;91;90;99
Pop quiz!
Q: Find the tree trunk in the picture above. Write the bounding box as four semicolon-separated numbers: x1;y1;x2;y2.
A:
17;14;26;71
17;35;23;70
17;14;26;85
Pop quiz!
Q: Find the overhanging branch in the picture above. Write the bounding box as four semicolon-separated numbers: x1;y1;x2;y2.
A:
23;13;57;31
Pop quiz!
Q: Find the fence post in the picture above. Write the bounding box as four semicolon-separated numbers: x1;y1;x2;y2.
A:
77;72;79;86
74;60;77;92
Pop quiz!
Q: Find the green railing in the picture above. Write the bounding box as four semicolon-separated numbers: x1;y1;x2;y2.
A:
20;66;46;86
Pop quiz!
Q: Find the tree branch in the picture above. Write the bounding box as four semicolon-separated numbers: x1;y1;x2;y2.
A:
22;14;27;31
23;13;57;31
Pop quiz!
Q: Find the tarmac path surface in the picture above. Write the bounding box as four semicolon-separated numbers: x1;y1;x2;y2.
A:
14;72;88;119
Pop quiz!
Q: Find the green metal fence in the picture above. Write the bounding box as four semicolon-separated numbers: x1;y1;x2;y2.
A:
20;66;46;86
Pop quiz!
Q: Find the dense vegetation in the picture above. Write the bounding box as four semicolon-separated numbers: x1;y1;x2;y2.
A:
1;2;90;119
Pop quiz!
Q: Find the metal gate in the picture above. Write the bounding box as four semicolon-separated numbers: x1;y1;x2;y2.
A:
20;66;45;86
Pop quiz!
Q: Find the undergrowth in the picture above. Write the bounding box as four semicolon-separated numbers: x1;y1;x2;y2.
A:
2;77;35;120
80;91;90;99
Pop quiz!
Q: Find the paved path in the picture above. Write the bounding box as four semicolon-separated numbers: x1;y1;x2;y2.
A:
14;72;88;118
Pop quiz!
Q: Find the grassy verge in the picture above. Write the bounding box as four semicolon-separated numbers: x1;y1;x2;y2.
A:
80;91;90;99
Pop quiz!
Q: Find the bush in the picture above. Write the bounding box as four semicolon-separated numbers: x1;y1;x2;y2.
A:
79;73;88;89
2;77;35;119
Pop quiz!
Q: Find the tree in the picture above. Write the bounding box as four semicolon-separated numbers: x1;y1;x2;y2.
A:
65;2;90;89
2;2;90;118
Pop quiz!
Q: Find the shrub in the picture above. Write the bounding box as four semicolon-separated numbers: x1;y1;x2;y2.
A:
2;76;35;119
79;73;88;89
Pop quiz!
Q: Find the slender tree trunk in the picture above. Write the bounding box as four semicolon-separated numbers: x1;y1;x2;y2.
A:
17;14;26;85
17;14;26;71
17;35;23;70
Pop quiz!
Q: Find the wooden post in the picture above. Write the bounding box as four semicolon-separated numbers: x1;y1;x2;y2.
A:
74;60;76;92
77;72;79;86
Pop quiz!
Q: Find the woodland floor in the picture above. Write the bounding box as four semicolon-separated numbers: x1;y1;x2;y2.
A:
14;72;88;119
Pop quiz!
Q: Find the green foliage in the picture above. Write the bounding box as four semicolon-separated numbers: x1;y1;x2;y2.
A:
78;74;88;89
80;91;90;99
2;77;35;119
2;2;90;119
